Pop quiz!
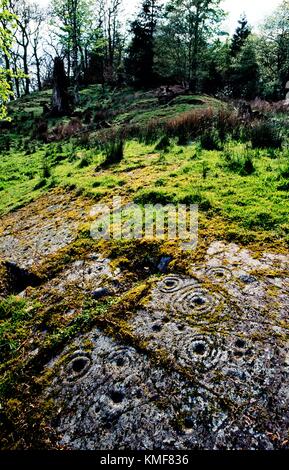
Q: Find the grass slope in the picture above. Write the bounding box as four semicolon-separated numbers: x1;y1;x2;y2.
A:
0;85;289;246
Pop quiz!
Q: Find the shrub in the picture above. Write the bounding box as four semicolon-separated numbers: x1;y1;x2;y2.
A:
267;148;277;159
246;212;276;230
199;128;221;150
78;155;91;168
77;132;95;148
278;163;289;179
250;122;283;149
215;108;239;142
277;181;289;191
55;143;63;153
165;108;215;143
62;118;83;139
202;161;209;179
155;178;166;187
222;147;255;176
0;134;11;152
41;155;51;179
155;135;171;151
102;140;124;167
179;192;212;211
34;178;47;190
242;156;255;175
141;121;161;144
134;189;175;205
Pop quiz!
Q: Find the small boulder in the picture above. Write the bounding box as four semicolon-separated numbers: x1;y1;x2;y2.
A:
157;256;172;274
91;287;110;300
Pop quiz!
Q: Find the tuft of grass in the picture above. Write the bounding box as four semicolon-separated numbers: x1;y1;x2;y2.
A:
41;155;51;179
78;155;91;168
222;146;255;176
278;163;289;180
134;189;175;205
102;140;124;167
155;135;171;152
0;296;39;363
199;128;222;151
179;192;212;211
250;122;283;149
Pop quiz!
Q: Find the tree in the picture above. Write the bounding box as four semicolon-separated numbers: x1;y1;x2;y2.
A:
155;0;225;91
30;4;46;92
8;0;34;95
51;0;93;103
4;1;45;96
201;39;229;95
229;37;259;99
0;0;16;119
51;56;70;115
94;0;124;85
126;0;162;88
231;14;251;57
257;0;289;100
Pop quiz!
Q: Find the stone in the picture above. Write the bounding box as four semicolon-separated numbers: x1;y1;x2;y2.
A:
51;57;71;116
157;256;172;274
91;287;110;299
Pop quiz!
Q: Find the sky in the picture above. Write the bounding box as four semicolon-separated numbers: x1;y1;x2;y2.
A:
222;0;281;33
36;0;282;33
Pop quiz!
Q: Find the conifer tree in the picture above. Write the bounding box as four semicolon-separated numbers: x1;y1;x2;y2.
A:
231;14;251;57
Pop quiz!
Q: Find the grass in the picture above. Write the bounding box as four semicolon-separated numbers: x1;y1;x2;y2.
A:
0;296;40;363
0;85;289;244
0;136;289;242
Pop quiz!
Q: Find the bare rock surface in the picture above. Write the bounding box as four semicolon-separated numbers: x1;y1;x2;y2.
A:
45;243;289;450
0;189;89;269
0;194;288;449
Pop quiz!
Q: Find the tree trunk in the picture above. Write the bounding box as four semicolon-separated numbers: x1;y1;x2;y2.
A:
4;54;14;100
36;55;42;91
71;0;80;105
51;57;71;116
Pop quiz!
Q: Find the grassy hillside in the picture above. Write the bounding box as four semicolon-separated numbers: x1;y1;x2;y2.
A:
0;85;289;247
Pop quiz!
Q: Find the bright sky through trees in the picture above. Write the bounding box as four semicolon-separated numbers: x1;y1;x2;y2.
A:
35;0;282;33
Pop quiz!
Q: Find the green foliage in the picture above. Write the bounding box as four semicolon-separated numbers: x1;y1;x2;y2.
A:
41;155;52;178
126;0;161;88
229;38;260;99
278;162;289;180
199;128;221;150
222;145;255;176
257;0;289;100
250;122;283;149
0;296;39;362
0;0;16;119
78;155;91;168
179;191;212;211
102;140;124;167
155;0;225;90
231;14;251;57
0;86;289;244
134;189;175;205
155;135;171;151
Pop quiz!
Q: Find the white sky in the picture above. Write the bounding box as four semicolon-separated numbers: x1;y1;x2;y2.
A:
222;0;282;33
35;0;282;33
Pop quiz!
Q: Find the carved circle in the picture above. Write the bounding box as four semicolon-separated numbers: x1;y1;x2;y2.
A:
65;351;92;382
171;286;221;318
177;334;221;371
93;262;107;273
107;346;136;368
158;276;185;293
206;266;232;283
